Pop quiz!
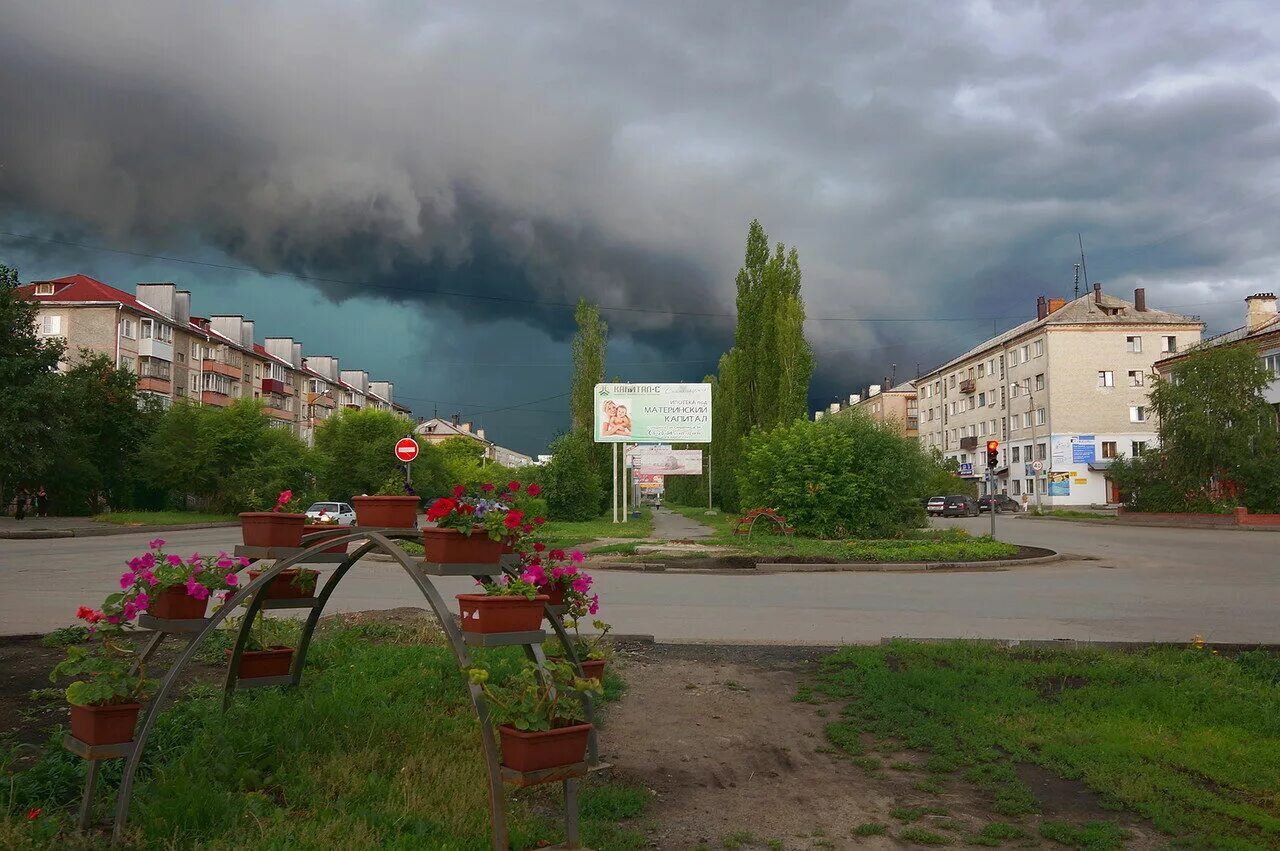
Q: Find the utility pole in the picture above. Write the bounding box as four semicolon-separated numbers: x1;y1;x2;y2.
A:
1029;391;1042;512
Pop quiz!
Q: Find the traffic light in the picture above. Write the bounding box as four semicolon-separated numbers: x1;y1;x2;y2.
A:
985;440;1000;468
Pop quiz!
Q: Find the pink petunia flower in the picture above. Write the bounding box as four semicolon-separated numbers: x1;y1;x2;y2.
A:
149;538;166;550
570;550;584;563
120;572;135;590
237;556;250;567
216;557;233;569
225;574;239;586
166;554;184;566
134;592;150;611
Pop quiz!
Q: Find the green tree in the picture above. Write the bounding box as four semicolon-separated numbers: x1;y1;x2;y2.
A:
313;407;444;500
541;432;604;520
705;220;814;511
737;412;929;538
0;264;65;507
567;299;610;513
1113;345;1280;512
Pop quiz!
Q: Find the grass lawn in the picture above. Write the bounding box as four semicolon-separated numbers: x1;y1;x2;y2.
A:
808;641;1280;849
1029;509;1118;521
1;620;644;850
92;510;238;526
537;509;653;550
661;504;1019;562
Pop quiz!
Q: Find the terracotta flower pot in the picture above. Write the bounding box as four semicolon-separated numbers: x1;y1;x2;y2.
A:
456;594;549;634
422;527;503;564
498;722;592;773
247;567;320;600
239;512;307;548
69;702;142;745
149;586;208;620
303;525;348;554
542;584;566;606
546;656;606;684
351;495;420;528
228;646;295;679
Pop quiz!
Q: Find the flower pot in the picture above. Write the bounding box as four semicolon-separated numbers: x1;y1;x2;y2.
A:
69;702;142;745
303;525;347;554
239;512;307;548
498;722;592;773
543;584;566;606
456;594;549;634
149;586;208;620
546;656;606;683
247;567;320;600
352;495;420;528
228;646;295;679
422;527;503;564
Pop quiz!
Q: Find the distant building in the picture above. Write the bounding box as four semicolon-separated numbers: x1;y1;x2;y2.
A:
915;285;1203;506
414;416;534;468
1154;292;1280;415
824;380;918;437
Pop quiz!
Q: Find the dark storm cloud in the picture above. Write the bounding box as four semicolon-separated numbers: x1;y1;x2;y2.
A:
3;0;1280;405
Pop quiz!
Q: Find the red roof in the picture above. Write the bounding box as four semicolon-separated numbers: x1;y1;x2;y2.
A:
18;274;175;325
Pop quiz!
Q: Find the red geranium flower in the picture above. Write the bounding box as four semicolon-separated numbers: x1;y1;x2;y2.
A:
460;503;476;515
426;497;457;522
452;484;466;498
26;808;41;820
481;483;494;492
549;548;566;561
507;481;521;492
526;483;542;496
533;542;546;552
502;510;525;530
533;516;546;525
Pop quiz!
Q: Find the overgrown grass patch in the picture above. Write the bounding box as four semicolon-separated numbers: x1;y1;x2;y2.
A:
814;641;1280;849
2;620;643;849
539;510;653;549
92;510;237;525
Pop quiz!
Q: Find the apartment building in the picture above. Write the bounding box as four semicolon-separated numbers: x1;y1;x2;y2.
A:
917;285;1203;505
414;416;534;468
1155;292;1280;413
19;274;406;444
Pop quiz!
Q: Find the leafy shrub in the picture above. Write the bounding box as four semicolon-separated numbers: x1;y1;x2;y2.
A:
737;413;929;538
541;432;603;521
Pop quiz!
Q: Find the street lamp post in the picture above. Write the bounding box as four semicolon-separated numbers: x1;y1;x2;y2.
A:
1028;391;1042;512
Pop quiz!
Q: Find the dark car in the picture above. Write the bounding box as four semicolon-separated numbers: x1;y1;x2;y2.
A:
929;494;978;517
978;494;1020;513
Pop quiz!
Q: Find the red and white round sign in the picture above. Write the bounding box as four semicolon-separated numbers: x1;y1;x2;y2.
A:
394;437;419;463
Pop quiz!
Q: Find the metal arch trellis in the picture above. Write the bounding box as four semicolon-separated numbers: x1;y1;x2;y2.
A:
82;527;598;850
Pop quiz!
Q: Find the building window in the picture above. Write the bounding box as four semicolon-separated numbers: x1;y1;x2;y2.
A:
140;358;171;380
1020;344;1030;362
1011;446;1021;463
1035;373;1044;391
1263;353;1280;378
949;375;956;388
1126;336;1142;353
202;372;234;395
39;315;62;336
977;391;986;406
1131;440;1147;456
254;365;262;379
1012;480;1021;495
1010;382;1020;398
1129;370;1144;387
35;283;56;295
988;358;996;375
1036;407;1046;426
1130;405;1146;422
1161;336;1177;353
977;363;986;378
1102;441;1117;459
120;318;136;339
1023;412;1033;428
978;421;987;437
1036;442;1047;461
1033;339;1044;357
1098;370;1114;387
120;356;135;371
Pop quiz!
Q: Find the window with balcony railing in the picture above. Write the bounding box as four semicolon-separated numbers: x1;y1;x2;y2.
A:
140;358;171;380
140;319;173;342
201;372;234;395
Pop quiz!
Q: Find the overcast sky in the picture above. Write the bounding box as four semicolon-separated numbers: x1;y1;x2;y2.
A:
3;1;1279;454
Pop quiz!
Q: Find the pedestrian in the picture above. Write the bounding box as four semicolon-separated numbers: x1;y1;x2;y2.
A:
14;488;28;521
35;485;49;518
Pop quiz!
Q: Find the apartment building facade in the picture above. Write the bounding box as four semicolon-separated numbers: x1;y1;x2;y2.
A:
20;274;406;444
1155;292;1280;412
917;285;1203;506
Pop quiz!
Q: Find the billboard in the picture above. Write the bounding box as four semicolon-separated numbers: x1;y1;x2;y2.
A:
593;383;712;443
626;446;703;475
634;472;665;490
1048;471;1071;496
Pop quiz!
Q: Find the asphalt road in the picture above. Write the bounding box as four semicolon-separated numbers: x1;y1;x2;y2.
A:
1;516;1274;643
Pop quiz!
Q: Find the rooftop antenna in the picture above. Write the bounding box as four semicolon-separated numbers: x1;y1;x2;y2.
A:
915;362;921;380
1073;263;1081;300
1077;233;1090;296
890;363;897;386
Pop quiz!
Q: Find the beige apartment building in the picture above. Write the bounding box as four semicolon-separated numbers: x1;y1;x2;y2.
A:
19;274;405;445
818;380;919;438
917;285;1203;505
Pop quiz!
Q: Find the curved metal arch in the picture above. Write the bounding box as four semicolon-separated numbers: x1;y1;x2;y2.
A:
108;529;525;849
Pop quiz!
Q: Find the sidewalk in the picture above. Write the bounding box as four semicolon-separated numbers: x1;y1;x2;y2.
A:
649;507;714;540
0;516;238;539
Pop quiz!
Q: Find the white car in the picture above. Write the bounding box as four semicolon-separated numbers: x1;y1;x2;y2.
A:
305;502;356;525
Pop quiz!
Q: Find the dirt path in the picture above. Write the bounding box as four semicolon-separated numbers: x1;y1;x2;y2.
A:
649;507;715;541
604;643;1160;850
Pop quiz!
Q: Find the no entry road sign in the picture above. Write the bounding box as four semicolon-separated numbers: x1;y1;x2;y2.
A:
395;437;420;463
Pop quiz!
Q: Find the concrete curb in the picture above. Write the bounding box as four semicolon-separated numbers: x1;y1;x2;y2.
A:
881;637;1280;652
1015;514;1280;532
587;551;1066;575
0;521;239;540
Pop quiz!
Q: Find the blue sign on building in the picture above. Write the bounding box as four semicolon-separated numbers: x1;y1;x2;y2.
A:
1071;435;1096;464
958;462;974;477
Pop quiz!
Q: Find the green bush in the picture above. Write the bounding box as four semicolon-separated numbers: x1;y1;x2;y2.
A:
737;413;929;538
541;432;603;521
313;408;446;500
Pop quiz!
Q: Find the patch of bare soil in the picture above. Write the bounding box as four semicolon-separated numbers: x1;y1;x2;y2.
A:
620;545;1055;571
603;643;1160;849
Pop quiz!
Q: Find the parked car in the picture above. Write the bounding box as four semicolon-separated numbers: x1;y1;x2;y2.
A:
929;494;978;517
305;502;356;525
978;494;1020;513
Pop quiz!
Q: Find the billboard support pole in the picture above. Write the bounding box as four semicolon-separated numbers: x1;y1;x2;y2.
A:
707;453;712;511
621;444;628;523
612;443;618;523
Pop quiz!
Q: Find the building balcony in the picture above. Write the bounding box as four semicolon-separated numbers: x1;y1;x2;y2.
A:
959;436;979;451
201;390;231;407
959;378;976;394
203;359;241;379
264;406;294;422
262;377;287;395
138;337;174;361
139;376;171;394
